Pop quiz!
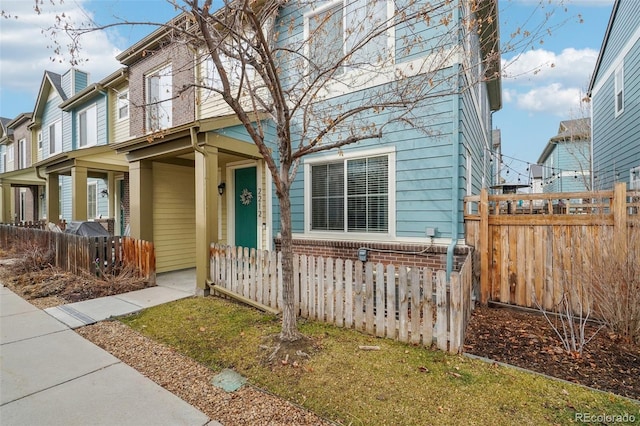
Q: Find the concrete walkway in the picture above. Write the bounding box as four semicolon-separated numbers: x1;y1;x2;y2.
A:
1;269;220;426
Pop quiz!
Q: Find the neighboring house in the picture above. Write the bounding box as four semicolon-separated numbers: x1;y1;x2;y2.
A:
0;113;44;223
587;0;640;190
529;164;544;194
537;118;592;194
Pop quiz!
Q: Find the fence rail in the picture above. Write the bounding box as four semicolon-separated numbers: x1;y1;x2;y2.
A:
0;226;155;283
464;183;638;312
210;244;474;353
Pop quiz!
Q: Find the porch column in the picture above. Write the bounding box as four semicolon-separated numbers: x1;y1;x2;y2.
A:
107;171;116;218
71;165;88;221
0;181;12;223
129;160;153;241
46;173;60;223
195;144;219;295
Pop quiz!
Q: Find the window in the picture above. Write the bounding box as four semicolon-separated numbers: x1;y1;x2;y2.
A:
87;182;97;219
78;105;97;148
117;91;129;120
7;144;13;162
631;166;640;190
206;52;255;91
306;0;389;78
146;64;172;131
49;121;62;154
19;189;26;222
615;64;624;115
1;152;5;172
310;153;390;233
37;131;42;150
18;138;26;169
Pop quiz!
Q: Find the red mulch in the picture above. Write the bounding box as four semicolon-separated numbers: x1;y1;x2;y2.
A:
463;305;640;400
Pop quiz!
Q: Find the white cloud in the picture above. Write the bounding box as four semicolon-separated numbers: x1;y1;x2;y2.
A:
0;0;121;107
515;83;585;116
502;47;598;88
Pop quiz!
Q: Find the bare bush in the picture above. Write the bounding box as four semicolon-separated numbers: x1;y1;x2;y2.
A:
12;240;55;274
586;225;640;344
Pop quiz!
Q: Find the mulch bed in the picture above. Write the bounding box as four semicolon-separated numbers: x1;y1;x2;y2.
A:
463;305;640;400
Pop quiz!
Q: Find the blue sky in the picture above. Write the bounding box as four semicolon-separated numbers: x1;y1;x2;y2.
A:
0;0;614;181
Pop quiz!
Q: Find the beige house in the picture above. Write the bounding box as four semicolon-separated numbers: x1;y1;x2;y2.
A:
112;14;271;291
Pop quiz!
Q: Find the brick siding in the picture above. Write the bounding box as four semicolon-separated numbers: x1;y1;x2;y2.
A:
128;43;195;137
273;238;469;272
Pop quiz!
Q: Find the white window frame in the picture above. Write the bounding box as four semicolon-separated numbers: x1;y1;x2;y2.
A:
630;165;640;190
206;49;255;91
614;63;624;116
37;130;43;151
1;152;5;172
117;91;129;120
87;182;98;219
49;120;62;155
7;143;13;162
19;189;26;222
304;146;395;238
78;104;97;148
146;64;173;132
18;138;27;169
304;0;395;79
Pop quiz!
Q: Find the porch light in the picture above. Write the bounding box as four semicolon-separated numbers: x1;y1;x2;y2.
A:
100;189;108;198
218;182;226;195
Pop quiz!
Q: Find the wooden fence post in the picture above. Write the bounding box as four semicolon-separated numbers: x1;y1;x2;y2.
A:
479;188;489;304
613;182;628;255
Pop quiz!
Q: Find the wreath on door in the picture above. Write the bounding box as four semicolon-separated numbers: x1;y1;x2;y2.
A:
240;188;253;206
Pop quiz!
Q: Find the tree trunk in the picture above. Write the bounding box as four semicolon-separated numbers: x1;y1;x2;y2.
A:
277;191;302;341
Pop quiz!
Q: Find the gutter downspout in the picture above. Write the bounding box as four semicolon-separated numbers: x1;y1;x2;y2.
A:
446;7;463;279
190;126;206;157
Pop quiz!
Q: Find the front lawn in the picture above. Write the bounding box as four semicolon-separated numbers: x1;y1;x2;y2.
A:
121;297;639;425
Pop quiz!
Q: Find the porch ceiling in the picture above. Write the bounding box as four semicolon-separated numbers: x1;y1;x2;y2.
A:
0;168;45;186
34;145;129;176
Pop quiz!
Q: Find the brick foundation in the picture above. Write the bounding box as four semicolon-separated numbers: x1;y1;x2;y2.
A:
273;238;469;272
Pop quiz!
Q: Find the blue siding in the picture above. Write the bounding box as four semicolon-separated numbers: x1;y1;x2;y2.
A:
593;1;638;82
70;94;108;149
592;5;640;189
42;96;64;158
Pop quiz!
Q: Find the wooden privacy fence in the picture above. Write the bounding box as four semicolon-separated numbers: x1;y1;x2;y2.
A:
0;225;156;283
209;243;474;353
464;183;639;313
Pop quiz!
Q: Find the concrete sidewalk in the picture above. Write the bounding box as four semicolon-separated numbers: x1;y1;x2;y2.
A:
1;269;219;426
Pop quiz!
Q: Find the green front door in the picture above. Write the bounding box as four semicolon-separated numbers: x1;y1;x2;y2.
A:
234;166;258;249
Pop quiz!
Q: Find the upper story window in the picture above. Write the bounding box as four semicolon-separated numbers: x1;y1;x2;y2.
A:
49;121;62;155
7;143;13;163
307;149;392;234
146;64;172;131
117;91;129;120
18;138;27;169
1;152;6;173
615;63;624;116
37;131;42;150
306;0;390;79
78;105;97;148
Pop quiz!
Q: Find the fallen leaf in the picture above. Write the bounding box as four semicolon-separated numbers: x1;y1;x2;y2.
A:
199;326;206;332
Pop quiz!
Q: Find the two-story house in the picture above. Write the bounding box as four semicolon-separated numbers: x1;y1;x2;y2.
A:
30;68;130;233
537;118;592;193
112;13;269;287
0;113;44;223
587;0;640;190
114;1;500;290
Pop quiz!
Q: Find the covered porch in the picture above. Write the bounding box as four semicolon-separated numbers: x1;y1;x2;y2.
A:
113;115;269;293
34;145;130;233
0;167;45;223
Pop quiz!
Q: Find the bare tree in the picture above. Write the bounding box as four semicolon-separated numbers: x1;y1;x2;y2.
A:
29;0;569;342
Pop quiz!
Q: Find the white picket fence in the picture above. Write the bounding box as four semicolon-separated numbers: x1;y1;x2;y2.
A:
209;243;474;353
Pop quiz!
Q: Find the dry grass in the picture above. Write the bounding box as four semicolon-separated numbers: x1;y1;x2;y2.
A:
120;297;640;425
